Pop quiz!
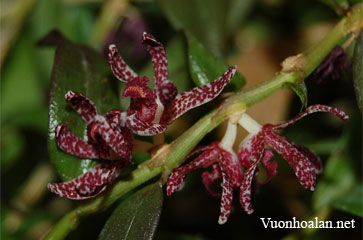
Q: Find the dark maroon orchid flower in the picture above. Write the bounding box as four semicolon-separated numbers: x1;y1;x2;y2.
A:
308;46;349;84
238;105;349;214
167;104;348;224
166;122;242;224
108;32;237;136
48;91;133;199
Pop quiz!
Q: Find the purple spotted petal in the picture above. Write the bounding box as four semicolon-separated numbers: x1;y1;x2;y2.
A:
293;143;322;174
55;124;99;159
65;91;98;122
218;171;234;224
142;32;177;106
166;146;219;196
264;130;316;191
238;131;265;168
47;162;122;200
266;104;349;131
166;66;237;123
201;163;222;197
126;112;168;136
239;163;258;214
91;115;133;161
108;44;137;82
218;147;243;187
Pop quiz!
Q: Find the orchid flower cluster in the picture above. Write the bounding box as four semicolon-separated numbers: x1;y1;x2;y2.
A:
47;32;349;226
47;33;236;199
166;105;348;224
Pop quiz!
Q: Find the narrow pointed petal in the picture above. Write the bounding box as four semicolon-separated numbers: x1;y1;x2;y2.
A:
47;162;120;199
218;147;243;187
239;163;258;214
201;164;222;197
218;172;234;224
181;142;219;165
293;143;322;174
267;104;349;130
258;150;278;184
142;32;177;105
92;115;133;162
108;44;137;82
264;130;316;191
166;147;219;196
126;113;167;136
55;124;99;159
167;66;237;123
65;91;98;122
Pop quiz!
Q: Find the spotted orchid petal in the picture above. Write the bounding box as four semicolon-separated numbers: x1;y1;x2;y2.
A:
166;145;219;196
48;162;123;200
293;143;322;174
218;147;243;187
238;135;275;214
55;124;99;159
126;112;168;136
65;91;98;122
239;163;258;214
166;66;237;123
264;130;316;191
218;171;234;225
266;104;349;131
142;32;177;105
108;44;137;82
238;131;265;168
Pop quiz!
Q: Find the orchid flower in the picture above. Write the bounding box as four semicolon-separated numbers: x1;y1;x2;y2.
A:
166;121;242;224
48;91;133;199
167;104;348;224
108;32;237;136
238;104;349;214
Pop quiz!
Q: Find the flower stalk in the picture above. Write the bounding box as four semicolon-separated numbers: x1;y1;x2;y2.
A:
44;4;363;239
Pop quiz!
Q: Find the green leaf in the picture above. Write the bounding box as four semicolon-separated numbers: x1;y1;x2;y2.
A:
186;33;245;90
353;31;363;112
98;182;163;240
283;81;308;108
46;31;119;181
313;130;356;211
157;0;253;57
1;37;44;122
332;184;363;217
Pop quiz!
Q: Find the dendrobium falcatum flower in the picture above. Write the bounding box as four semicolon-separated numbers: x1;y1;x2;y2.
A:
167;104;348;224
238;104;349;214
108;32;237;136
167;121;242;224
48;91;133;199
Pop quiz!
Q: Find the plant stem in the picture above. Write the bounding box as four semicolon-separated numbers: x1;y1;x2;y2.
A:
43;4;363;240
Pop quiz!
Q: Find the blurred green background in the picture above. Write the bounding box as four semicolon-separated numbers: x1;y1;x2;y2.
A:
1;0;361;239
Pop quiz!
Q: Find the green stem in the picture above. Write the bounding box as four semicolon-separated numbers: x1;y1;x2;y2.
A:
43;4;363;240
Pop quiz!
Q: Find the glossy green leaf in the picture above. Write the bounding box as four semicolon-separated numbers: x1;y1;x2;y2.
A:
186;33;245;90
157;0;253;57
98;182;163;240
46;31;119;181
332;184;363;217
353;31;363;112
283;81;308;108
